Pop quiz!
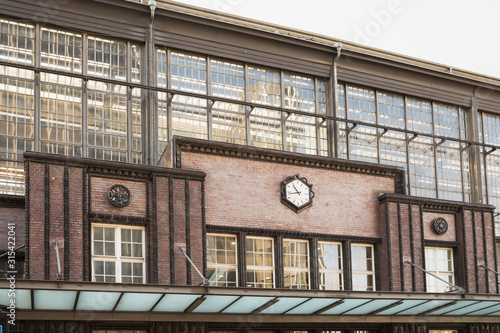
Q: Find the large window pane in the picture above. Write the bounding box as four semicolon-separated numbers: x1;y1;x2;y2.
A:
283;239;309;289
409;136;436;198
351;244;375;291
40;73;82;156
346;85;376;124
377;92;405;129
87;36;127;81
319;242;343;290
207;234;237;287
0;19;34;65
248;66;280;107
171;52;206;94
425;247;454;292
246;237;274;288
41;27;82;73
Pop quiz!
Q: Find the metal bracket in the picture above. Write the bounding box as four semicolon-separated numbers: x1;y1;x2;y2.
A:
408;133;418;142
347;123;357;134
378;128;388;138
179;247;209;286
167;93;175;107
435;138;446;147
405;261;465;293
485;147;497;156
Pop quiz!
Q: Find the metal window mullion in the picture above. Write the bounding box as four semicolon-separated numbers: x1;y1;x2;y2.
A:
404;96;411;195
281;71;286;151
82;34;88;158
244;64;251;146
431;102;440;199
375;90;381;164
166;49;173;143
206;56;213;141
314;77;321;155
33;23;41;152
126;42;133;162
345;85;351;160
115;227;122;283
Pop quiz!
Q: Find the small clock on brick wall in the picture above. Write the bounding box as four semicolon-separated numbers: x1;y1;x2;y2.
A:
280;174;314;213
107;184;131;207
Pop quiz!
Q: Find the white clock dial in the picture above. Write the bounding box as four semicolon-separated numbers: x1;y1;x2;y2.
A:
285;179;310;207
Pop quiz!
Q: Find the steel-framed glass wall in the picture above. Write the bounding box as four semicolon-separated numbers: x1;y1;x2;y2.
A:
1;15;500;234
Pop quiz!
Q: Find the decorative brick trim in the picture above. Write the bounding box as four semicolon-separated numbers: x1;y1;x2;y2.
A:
379;193;495;212
174;137;404;185
24;160;30;279
88;212;149;224
397;201;404;291
385;200;392;291
83;165;90;281
472;209;479;293
169;176;175;284
185;178;191;285
152;174;158;284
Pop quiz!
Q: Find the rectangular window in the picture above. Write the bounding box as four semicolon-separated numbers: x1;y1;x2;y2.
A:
283;239;309;289
351;244;375;291
207;234;237;287
425;247;454;292
92;224;145;283
246;237;274;288
318;241;343;290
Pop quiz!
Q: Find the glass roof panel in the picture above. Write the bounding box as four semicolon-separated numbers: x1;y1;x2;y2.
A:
0;289;31;310
115;292;162;311
376;300;428;315
397;300;454;315
76;291;121;311
285;298;342;315
429;300;480;315
343;299;399;315
34;290;77;310
321;299;371;315
260;297;310;314
192;295;240;313
153;294;201;312
222;296;275;314
467;303;500;316
445;301;498;315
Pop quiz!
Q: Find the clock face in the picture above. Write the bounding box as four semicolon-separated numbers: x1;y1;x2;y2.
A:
285;179;310;208
281;175;314;213
433;217;448;235
107;184;131;207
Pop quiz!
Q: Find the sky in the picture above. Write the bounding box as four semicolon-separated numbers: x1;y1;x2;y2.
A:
173;0;500;79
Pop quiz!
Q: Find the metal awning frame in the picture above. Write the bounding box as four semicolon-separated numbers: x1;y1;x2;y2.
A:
2;280;500;323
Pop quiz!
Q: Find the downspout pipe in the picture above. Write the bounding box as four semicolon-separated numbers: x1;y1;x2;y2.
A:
329;42;342;157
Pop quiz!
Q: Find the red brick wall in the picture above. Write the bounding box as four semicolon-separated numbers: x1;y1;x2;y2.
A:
189;180;204;286
423;212;456;242
90;177;147;217
48;164;64;280
181;152;394;238
0;207;25;248
156;176;171;284
68;166;84;280
173;178;187;285
28;162;45;280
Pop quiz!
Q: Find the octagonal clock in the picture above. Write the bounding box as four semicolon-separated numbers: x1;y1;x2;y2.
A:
280;174;314;213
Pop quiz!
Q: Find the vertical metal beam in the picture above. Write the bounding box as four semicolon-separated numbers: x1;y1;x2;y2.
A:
82;33;88;158
280;71;287;152
404;96;411;195
206;56;213;141
166;49;173;145
469;97;484;204
244;64;251;146
326;55;336;158
145;21;156;165
34;23;41;152
237;232;246;287
431;102;440;199
126;42;133;163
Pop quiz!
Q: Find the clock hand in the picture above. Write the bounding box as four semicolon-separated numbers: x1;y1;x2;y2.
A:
292;184;301;194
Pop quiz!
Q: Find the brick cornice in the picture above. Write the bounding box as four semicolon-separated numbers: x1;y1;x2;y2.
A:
174;137;406;193
378;193;496;212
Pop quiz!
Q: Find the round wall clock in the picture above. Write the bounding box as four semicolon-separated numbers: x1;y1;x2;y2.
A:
107;184;131;207
432;217;448;235
280;174;314;213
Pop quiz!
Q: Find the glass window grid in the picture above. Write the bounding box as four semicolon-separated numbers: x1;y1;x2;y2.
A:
425;247;454;293
409;136;436;198
40;27;82;73
436;140;463;201
91;224;146;284
346;85;376;124
248;66;280;107
40;73;82;157
0;19;34;65
434;103;459;139
348;125;378;163
207;234;238;287
351;244;375;291
0;65;34;195
0;20;142;195
246;237;275;288
283;239;310;289
484;149;500;235
212;101;246;145
377;91;405;130
318;241;343;290
171;52;206;94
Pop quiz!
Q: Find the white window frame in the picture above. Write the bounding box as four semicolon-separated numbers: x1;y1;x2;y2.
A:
318;241;343;290
351;244;376;291
425;246;455;292
246;236;275;288
91;223;146;284
206;233;238;287
283;239;310;289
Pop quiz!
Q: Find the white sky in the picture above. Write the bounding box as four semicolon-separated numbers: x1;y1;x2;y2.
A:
173;0;500;79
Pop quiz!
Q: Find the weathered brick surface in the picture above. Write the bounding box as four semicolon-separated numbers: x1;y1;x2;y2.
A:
189;180;204;285
377;202;389;291
474;210;486;294
173;178;187;285
68;166;84;280
0;207;25;248
90;177;147;217
411;204;425;292
28;162;46;280
422;212;456;241
181;152;394;238
49;164;64;280
388;201;400;291
462;209;476;292
399;203;413;292
156;176;171;284
484;211;498;293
